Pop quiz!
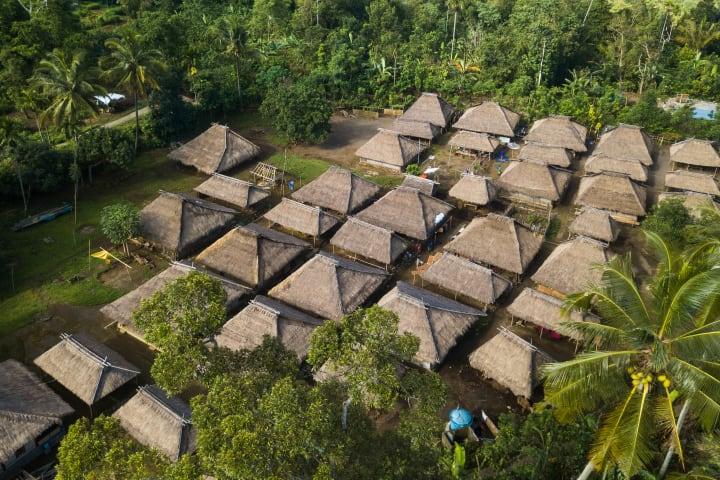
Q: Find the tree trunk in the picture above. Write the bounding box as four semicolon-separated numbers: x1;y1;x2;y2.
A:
450;11;458;60
134;91;139;153
576;461;595;480
73;135;79;225
658;399;691;479
15;162;28;216
234;58;242;101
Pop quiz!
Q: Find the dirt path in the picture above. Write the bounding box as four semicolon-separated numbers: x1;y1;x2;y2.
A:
103;106;150;129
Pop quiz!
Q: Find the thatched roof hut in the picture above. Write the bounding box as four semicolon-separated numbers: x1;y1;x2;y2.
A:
584;155;648;182
401;174;437;196
355;129;427;171
665;170;720;196
193;174;270;210
390;118;440;141
568;208;620;243
592;124;654;166
34;333;139;405
400;92;456;128
355;186;453;241
468;328;553;399
531;237;609;295
496;161;571;202
215;295;322;359
291;166;381;215
576;174;647;217
194;223;310;288
139;191;237;259
421;253;512;305
507;288;598;341
330;217;408;265
669;139;720;168
518;143;573;168
378;281;485;369
0;360;74;468
263;197;341;237
448;174;496;206
452;101;520;137
113;385;195;461
525;115;588;152
268;252;389;320
448;131;501;154
658;192;718;219
168;124;260;174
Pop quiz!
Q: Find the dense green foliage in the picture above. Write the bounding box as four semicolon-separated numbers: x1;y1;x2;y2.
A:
77;127;134;175
642;197;694;247
99;202;139;251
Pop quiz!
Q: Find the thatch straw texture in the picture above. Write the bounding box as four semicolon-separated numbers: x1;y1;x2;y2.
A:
525;115;588;152
379;282;485;368
584;155;648;182
400;92;456;128
34;333;139;405
401;175;437;196
291;166;381;214
215;295;322;359
0;360;74;466
518;143;573;168
665;170;720;196
531;237;609;295
576;174;647;217
670;139;720;168
355;129;427;170
507;288;598;341
569;208;620;243
593;124;654;166
194;223;310;288
168;124;260;174
421;253;511;305
114;385;195;461
263;197;341;237
496;161;571;202
330;217;408;265
268;252;389;320
469;328;553;399
390;119;440;140
193;174;270;209
658;192;718;219
444;214;543;274
139;191;237;258
448;174;496;206
452;102;520;137
448;131;500;153
355;187;453;241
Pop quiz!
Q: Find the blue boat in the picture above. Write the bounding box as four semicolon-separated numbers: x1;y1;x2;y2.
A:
11;203;73;231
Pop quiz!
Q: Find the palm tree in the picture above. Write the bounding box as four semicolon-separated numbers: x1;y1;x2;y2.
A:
104;33;165;152
542;232;720;480
0;118;28;215
676;18;720;52
212;7;247;102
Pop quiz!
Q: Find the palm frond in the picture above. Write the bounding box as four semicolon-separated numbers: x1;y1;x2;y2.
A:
689;389;720;431
654;389;685;470
613;386;655;477
659;269;720;339
558;321;629;349
589;387;641;472
599;255;652;326
542;368;627;422
672;330;720;360
668;358;720;410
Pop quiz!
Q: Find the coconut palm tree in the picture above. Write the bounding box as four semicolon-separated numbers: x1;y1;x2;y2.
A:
0;118;28;215
212;7;247;102
676;18;720;53
542;231;720;480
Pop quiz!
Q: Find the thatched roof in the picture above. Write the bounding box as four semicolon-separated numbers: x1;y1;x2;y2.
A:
193;174;270;210
139;191;237;258
291;166;381;214
421;253;512;305
113;385;195;461
576;174;647;217
400;92;455;128
34;333;139;405
263;197;341;237
469;328;553;399
268;252;389;320
378;282;485;368
569;208;620;243
215;295;322;359
355;129;427;170
444;214;543;274
194;223;310;288
330;217;408;265
584;155;648;182
496;161;571;202
592;124;654;166
390;119;441;140
168;124;260;174
665;170;720;196
0;360;74;466
518;143;573;168
658;192;719;219
448;131;501;153
355;186;453;241
401;174;437;196
448;174;497;206
670;139;720;168
531;237;609;295
452;101;520;137
507;288;599;341
525;115;588;152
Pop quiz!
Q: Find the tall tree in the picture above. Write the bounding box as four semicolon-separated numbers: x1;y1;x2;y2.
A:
0;117;28;215
211;7;247;101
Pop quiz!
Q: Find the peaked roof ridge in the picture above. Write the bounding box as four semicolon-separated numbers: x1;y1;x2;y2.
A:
157;190;238;215
395;281;485;316
61;333;137;373
173;260;249;290
210;172;258;188
138;386;191;425
250;296;324;326
316;251;390;276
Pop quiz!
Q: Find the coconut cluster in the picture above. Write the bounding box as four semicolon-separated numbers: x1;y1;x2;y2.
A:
627;367;672;389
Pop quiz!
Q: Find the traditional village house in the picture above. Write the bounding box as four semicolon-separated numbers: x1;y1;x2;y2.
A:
448;174;497;207
448;131;501;158
263;197;341;239
531;237;609;297
329;217;408;267
525;115;588;153
568;207;621;244
399;92;456;129
496;161;572;206
193;174;270;210
168;123;260;174
452;101;520;138
291;166;381;215
575;173;647;222
355;129;427;171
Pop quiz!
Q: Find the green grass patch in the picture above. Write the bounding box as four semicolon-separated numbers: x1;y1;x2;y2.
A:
265;153;331;183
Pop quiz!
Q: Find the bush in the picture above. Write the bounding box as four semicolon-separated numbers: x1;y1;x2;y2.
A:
0;141;71;200
642;197;694;247
147;70;197;144
77;127;135;179
100;203;140;254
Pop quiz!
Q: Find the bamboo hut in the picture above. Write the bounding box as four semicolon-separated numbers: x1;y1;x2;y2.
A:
401;174;438;196
592;124;654;166
268;252;389;321
355;129;427;171
34;333;139;406
329;217;408;266
390;118;440;142
168;124;260;174
452;101;520;137
113;385;195;461
665;170;720;196
575;173;647;220
194;223;311;288
263;197;341;238
531;237;609;296
448;131;501;157
669;138;720;170
291;166;381;215
517;143;573;168
496;161;572;203
584;155;648;182
568;208;620;243
399;92;456;128
444;214;543;275
448;174;497;206
525;115;588;152
378;281;486;369
193;174;270;210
